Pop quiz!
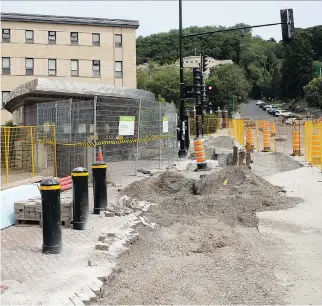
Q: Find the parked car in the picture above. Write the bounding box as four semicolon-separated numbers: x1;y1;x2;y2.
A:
275;110;292;117
256;100;264;105
262;104;272;111
267;106;278;114
271;108;282;116
259;102;267;109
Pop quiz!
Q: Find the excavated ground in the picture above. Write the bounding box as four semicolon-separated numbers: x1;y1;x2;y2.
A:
99;162;301;305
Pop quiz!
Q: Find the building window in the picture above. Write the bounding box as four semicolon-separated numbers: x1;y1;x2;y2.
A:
2;29;10;42
2;57;10;75
71;60;79;76
25;30;34;43
70;32;78;45
92;33;100;46
2;91;10;108
25;58;34;75
48;31;56;44
48;59;56;76
92;60;100;77
115;34;122;48
115;61;123;78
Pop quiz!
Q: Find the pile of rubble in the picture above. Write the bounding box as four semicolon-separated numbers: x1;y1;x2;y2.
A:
104;196;156;217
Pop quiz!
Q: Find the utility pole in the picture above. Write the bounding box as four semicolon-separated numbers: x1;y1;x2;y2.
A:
178;0;187;158
193;67;202;137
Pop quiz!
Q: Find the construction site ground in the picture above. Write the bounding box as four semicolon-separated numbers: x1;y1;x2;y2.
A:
98;133;322;305
1;128;321;305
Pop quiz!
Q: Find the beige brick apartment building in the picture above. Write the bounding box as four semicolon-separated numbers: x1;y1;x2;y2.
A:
0;12;139;123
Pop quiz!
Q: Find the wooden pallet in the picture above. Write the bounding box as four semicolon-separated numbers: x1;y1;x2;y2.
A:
15;218;71;228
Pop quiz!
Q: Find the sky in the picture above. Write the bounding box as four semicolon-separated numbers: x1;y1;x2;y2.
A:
1;1;322;41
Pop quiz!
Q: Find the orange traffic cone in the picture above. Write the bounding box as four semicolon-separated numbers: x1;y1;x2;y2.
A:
96;146;103;162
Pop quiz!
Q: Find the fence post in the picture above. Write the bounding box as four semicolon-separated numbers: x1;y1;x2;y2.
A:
135;99;142;175
93;96;97;163
4;127;9;184
159;102;162;169
53;124;57;177
30;127;35;176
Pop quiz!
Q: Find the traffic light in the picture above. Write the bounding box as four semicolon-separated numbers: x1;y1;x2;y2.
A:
280;9;295;42
193;67;202;98
202;55;208;72
205;84;216;96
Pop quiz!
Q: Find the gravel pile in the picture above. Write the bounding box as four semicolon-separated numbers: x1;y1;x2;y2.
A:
123;166;298;227
251;152;303;177
206;135;235;149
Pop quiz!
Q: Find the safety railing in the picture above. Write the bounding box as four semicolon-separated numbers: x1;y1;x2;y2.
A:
230;118;322;170
1;125;57;187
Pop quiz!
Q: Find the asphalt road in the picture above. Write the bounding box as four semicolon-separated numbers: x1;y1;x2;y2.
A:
238;100;306;155
239;100;273;120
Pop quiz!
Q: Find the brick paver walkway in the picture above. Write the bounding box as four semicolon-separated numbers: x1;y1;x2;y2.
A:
0;188;140;305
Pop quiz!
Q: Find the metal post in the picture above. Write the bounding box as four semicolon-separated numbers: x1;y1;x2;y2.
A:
135;99;142;175
40;178;62;254
159;102;162;169
92;161;107;214
93;96;97;162
178;0;187;158
69;98;72;175
71;167;89;230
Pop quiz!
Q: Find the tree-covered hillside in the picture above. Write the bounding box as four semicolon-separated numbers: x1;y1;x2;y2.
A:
136;24;322;109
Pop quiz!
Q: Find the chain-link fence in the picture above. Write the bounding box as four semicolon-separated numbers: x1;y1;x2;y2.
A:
22;97;177;179
1;125;56;187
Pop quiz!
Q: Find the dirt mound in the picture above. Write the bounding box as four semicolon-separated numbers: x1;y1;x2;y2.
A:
207;136;234;149
123;166;299;227
122;170;194;202
194;166;282;195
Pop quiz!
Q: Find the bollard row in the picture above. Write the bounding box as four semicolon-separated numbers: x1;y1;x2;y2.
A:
40;162;108;254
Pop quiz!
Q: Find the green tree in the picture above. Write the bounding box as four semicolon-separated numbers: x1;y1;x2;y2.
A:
137;64;192;106
207;63;251;110
304;77;322;108
280;29;314;99
239;39;281;99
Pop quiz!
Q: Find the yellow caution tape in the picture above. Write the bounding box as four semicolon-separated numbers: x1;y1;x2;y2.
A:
35;135;176;147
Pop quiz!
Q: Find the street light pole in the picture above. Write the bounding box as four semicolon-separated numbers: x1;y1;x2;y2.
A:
178;0;187;158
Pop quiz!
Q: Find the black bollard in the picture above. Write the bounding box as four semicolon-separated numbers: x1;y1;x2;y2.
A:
71;167;89;230
92;161;108;214
40;178;62;254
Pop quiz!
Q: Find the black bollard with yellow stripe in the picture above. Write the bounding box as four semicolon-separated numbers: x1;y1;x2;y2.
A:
92;161;108;214
71;167;89;230
40;178;62;254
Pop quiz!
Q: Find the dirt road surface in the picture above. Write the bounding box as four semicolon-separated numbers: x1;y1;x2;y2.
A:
97;135;321;305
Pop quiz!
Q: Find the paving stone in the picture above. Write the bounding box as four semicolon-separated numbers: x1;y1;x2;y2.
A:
89;283;101;295
69;295;86;306
104;211;115;217
75;292;90;305
80;287;97;302
1;186;140;305
95;243;109;251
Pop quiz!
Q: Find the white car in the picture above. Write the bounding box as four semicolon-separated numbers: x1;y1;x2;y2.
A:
256;100;264;105
275;110;292;117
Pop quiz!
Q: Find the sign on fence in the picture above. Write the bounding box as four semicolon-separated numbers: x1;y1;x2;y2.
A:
119;116;135;136
163;116;168;133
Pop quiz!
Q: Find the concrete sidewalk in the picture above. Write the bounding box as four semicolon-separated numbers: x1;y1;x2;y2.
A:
0;187;142;305
257;163;322;304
